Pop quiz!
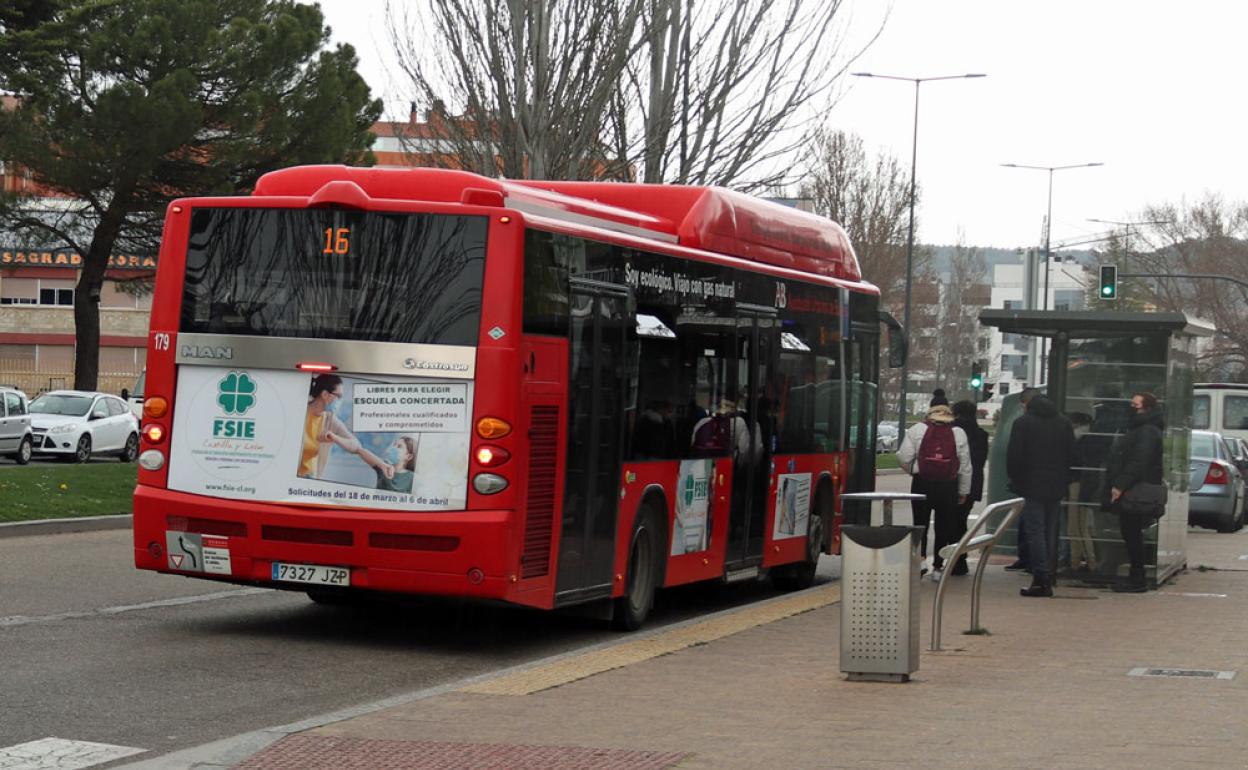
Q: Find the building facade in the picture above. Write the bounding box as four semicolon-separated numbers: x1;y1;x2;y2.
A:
986;256;1089;403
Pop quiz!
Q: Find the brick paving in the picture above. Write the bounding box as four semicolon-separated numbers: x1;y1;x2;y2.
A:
242;525;1248;769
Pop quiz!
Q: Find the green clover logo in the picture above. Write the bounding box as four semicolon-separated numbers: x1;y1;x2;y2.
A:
217;372;257;415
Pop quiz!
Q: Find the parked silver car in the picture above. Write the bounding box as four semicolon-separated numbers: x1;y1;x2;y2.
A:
1188;430;1246;533
0;387;33;464
876;421;899;454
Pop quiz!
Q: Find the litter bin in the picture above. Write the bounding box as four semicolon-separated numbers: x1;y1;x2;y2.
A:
838;492;925;683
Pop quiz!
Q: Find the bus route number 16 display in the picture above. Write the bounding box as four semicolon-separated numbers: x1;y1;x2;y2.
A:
271;561;350;586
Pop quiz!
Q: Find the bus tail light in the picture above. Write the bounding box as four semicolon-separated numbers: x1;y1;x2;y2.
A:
143;396;168;419
476;417;511;439
143;424;166;444
1205;463;1228;485
475;445;511;467
473;473;509;495
139;449;165;471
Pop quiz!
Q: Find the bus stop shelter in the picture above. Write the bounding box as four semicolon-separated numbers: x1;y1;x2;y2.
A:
980;310;1214;588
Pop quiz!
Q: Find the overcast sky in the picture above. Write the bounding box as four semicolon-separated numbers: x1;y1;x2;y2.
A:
316;0;1248;251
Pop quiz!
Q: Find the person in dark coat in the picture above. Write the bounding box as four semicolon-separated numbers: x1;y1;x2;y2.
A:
1102;391;1165;593
1006;394;1077;597
949;400;990;576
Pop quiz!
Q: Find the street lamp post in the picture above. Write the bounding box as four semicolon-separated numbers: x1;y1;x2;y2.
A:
1001;162;1103;385
854;71;986;438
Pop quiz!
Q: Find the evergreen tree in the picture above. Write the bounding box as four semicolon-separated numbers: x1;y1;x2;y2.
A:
0;0;382;388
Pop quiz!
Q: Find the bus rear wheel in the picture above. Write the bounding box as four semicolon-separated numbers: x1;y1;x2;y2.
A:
772;493;827;591
612;505;661;631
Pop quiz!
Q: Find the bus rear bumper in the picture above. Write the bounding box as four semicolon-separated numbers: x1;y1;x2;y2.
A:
132;485;520;602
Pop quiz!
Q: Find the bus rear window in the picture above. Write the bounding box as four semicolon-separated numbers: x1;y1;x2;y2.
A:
181;208;487;345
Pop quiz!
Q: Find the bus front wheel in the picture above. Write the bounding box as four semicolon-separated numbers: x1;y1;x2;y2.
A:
612;505;661;631
772;492;827;591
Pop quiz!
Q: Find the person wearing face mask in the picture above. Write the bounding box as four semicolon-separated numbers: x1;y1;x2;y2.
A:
1103;391;1165;593
300;374;368;479
350;436;419;493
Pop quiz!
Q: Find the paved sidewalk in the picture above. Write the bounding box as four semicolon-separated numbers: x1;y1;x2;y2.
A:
223;526;1248;769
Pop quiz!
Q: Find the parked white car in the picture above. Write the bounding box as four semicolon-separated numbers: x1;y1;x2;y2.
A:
29;390;140;463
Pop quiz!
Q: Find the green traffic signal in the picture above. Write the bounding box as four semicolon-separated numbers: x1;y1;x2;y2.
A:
1099;264;1118;300
970;362;983;389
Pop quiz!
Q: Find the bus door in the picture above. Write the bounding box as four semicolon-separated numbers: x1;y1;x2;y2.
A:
842;327;881;522
555;279;633;603
725;306;777;569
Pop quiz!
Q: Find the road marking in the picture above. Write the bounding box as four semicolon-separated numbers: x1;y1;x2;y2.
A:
0;588;269;628
461;582;841;696
0;737;144;769
1156;591;1227;598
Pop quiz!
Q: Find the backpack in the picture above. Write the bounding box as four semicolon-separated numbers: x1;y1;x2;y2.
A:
692;414;733;457
916;422;959;482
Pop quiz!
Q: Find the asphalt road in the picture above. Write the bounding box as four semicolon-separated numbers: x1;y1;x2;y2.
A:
0;496;873;767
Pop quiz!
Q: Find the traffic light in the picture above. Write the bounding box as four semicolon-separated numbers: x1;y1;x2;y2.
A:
1098;264;1118;300
981;382;995;402
970;362;983;390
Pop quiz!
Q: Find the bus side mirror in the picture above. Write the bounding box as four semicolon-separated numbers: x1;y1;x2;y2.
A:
878;310;906;369
888;336;906;369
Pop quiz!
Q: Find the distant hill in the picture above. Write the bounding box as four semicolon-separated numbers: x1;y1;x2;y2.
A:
925;245;1097;276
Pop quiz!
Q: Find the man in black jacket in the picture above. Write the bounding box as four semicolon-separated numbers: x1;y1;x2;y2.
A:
1006;394;1077;597
1104;391;1165;593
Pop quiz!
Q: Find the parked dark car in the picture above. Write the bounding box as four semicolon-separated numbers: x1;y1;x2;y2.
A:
1188;430;1246;533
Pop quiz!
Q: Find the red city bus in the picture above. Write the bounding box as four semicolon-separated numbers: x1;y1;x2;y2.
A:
132;165;895;629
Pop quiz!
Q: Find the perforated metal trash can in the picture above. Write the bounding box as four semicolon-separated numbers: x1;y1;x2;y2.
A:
839;524;922;682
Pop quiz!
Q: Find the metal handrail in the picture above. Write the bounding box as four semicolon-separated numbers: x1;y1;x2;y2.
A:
930;497;1025;651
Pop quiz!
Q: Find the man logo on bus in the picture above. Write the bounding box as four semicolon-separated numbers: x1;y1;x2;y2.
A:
213;371;257;439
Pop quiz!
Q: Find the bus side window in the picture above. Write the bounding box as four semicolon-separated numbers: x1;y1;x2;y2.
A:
679;332;732;458
629;333;680;461
777;325;815;454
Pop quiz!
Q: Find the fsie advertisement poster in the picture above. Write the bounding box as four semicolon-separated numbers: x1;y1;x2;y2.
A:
168;367;473;511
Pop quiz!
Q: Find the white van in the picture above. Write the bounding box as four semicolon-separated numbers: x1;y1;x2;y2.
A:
122;368;145;418
1193;383;1248;442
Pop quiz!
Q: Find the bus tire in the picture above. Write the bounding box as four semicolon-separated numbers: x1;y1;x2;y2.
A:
771;491;828;591
612;504;661;631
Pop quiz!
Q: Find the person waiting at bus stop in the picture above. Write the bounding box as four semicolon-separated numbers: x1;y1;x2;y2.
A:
950;399;990;576
1006;392;1077;597
1103;391;1165;593
896;392;971;579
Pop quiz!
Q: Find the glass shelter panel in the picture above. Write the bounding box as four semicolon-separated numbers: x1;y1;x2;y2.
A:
1059;333;1189;586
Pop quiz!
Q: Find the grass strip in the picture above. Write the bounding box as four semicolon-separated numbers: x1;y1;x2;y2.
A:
0;463;136;521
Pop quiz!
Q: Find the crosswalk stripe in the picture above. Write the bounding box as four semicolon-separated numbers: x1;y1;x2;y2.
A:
0;737;145;769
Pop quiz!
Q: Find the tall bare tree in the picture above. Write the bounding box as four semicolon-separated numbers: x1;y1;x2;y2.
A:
386;0;644;180
933;242;991;398
1127;196;1248;379
387;0;877;189
607;0;869;190
799;127;928;417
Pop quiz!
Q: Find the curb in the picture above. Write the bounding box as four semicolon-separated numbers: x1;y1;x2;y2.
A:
876;468;905;476
0;513;131;539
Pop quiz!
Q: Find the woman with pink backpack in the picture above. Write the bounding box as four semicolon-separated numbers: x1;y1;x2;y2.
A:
895;389;972;579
